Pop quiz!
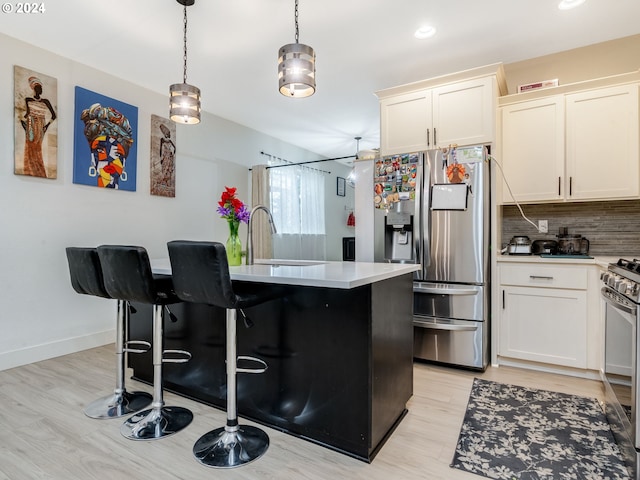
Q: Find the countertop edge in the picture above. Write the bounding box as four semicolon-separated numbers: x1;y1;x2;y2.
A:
151;258;420;289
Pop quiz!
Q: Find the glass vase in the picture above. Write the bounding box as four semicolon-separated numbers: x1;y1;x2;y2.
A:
226;220;243;266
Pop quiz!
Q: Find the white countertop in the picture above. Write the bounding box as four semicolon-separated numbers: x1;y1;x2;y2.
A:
497;254;623;269
152;258;420;289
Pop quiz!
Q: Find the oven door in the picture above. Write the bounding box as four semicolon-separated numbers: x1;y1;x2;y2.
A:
601;285;639;477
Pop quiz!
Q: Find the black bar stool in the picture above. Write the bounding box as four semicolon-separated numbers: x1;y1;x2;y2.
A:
167;240;286;468
97;245;193;440
65;247;152;419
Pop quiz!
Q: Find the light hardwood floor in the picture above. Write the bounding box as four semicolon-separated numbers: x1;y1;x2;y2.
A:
0;346;604;480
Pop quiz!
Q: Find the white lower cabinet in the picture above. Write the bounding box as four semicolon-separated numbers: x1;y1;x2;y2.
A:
498;262;590;369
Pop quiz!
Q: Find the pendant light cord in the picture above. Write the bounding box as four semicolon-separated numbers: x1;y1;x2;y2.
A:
182;4;188;83
294;0;299;44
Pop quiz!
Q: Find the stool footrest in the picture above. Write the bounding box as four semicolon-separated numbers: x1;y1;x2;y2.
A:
236;355;268;374
124;340;152;354
162;349;192;364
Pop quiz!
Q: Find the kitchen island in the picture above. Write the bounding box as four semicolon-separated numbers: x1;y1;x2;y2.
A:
128;260;419;462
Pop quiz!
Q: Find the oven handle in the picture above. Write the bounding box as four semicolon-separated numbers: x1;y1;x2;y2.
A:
601;286;637;316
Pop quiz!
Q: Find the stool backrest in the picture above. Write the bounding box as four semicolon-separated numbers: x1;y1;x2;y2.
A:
97;245;159;304
167;240;238;309
65;247;111;298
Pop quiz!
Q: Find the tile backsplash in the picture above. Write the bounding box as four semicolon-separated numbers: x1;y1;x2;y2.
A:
501;200;640;256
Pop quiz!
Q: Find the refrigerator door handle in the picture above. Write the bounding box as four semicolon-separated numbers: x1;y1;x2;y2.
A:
413;285;479;296
413;154;423;270
413;318;479;331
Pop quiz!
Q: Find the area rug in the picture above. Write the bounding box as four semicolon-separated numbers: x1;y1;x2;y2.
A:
450;378;630;480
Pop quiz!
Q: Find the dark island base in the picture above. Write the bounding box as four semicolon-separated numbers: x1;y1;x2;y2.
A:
128;274;414;462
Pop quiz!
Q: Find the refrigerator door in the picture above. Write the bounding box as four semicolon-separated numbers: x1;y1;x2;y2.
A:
413;317;487;369
413;282;485;322
418;147;488;284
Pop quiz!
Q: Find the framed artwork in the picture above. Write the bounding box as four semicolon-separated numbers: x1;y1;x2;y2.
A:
150;115;176;197
14;65;58;179
72;86;138;191
337;176;346;196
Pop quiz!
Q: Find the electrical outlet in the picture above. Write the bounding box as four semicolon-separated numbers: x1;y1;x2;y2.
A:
538;220;548;233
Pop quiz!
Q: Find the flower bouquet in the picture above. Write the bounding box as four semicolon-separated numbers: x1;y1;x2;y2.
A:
217;186;250;265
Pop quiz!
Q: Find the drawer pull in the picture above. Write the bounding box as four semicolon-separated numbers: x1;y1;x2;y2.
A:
530;275;554;280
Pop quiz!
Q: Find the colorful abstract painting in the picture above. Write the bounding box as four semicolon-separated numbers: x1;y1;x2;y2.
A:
150;114;176;197
73;86;138;191
14;65;58;179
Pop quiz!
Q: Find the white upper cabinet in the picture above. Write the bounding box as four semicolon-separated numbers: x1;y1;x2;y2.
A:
499;96;565;203
498;76;640;204
432;77;495;149
379;89;433;155
565;84;639;200
377;64;505;156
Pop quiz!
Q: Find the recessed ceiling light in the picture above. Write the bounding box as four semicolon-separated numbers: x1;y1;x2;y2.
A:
558;0;586;10
414;25;436;40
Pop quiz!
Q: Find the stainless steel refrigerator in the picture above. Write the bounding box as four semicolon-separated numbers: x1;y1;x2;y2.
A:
377;145;490;370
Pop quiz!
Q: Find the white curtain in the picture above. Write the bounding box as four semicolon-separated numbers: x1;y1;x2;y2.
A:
269;160;326;260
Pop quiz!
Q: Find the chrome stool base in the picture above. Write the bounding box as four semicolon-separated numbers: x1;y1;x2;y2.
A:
120;406;193;441
84;391;152;419
193;425;269;468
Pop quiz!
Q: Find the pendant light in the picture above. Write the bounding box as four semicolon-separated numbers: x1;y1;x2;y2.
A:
170;0;201;125
278;0;316;98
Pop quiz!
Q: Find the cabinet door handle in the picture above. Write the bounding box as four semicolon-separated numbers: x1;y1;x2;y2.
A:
502;289;505;309
530;275;554;280
558;177;561;196
569;176;573;196
426;128;430;147
433;127;437;146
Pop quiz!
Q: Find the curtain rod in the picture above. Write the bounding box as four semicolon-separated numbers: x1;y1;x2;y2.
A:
248;151;357;173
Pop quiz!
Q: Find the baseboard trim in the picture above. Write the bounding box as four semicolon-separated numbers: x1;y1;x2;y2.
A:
0;329;115;372
497;356;601;381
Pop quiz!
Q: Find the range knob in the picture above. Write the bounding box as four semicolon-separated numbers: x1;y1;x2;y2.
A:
611;274;623;289
617;279;631;294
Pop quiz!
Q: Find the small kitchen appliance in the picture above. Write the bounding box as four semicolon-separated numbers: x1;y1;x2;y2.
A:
531;239;558;255
556;227;590;255
506;235;532;255
601;258;640;479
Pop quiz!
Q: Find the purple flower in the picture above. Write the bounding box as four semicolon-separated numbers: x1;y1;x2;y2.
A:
217;206;232;217
236;205;250;224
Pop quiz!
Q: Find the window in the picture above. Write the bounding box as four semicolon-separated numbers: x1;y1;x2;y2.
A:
269;162;326;235
268;160;326;260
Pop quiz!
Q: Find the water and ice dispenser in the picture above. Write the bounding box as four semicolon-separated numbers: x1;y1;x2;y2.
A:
384;210;414;262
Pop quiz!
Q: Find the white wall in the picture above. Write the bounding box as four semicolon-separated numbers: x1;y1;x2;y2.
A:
0;33;324;371
324;161;356;261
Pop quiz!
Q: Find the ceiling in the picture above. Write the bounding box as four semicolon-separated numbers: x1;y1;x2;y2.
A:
2;0;640;160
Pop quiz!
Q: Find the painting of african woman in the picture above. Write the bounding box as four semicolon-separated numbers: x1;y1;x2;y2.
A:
14;66;58;179
150;114;176;197
72;86;138;191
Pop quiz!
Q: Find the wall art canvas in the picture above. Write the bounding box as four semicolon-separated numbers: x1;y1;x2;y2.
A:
14;65;58;179
72;86;138;191
149;114;176;197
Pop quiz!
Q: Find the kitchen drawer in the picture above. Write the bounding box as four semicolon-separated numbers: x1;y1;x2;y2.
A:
500;263;588;290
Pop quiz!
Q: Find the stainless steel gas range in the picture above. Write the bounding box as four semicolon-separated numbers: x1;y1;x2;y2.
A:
601;258;640;480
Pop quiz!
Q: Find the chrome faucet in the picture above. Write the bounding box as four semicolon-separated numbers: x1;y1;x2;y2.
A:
246;205;277;265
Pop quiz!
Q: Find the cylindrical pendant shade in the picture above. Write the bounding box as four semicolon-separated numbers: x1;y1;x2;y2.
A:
170;83;201;125
278;43;316;98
